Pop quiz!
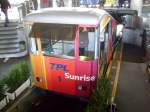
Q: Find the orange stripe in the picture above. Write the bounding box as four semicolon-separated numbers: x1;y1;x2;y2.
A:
36;37;48;89
42;56;48;89
100;15;110;32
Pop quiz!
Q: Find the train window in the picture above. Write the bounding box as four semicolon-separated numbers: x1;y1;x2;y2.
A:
104;33;108;52
79;27;95;60
112;28;116;43
36;24;76;59
100;28;105;42
109;20;112;36
30;38;37;54
105;23;110;55
27;24;38;54
99;23;109;64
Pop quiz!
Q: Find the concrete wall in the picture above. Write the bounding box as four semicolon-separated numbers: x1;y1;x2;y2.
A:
63;0;72;7
40;0;73;8
130;0;143;16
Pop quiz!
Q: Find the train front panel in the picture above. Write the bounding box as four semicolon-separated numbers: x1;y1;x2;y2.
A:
29;24;98;97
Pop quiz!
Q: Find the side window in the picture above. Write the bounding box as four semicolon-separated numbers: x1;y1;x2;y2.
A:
109;20;112;37
40;26;75;58
79;27;95;60
104;23;109;54
112;28;116;43
99;22;110;64
29;23;75;58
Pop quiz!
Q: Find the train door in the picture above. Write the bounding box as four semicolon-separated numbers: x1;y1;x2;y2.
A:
75;26;98;96
29;23;77;95
29;33;48;89
37;24;77;95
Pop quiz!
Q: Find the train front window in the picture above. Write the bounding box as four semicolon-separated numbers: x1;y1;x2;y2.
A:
31;23;75;58
79;27;96;60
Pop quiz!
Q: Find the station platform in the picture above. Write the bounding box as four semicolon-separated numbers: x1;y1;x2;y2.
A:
116;43;150;112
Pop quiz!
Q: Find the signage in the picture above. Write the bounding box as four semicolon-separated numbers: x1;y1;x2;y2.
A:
50;63;68;72
49;63;96;82
64;72;95;81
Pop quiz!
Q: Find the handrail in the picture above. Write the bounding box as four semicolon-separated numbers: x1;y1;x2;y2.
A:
15;0;32;23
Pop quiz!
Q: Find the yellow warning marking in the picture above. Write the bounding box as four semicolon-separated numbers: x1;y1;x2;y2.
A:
111;43;123;102
100;16;110;32
113;49;117;60
106;49;117;78
106;61;112;78
111;61;120;98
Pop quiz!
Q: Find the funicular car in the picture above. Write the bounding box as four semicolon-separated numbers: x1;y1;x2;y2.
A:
24;8;120;97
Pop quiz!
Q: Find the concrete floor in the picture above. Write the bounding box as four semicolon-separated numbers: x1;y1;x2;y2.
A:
122;44;145;63
0;56;28;79
116;62;150;112
116;43;150;112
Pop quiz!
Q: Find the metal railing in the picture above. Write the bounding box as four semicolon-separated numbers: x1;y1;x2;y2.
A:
16;0;33;23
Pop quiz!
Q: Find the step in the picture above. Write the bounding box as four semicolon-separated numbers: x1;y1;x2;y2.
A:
0;30;17;35
0;50;28;58
0;39;20;44
0;26;17;31
0;22;18;27
0;44;19;49
0;48;20;54
0;35;18;40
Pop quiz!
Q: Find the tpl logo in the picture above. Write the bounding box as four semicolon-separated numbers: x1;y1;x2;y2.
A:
50;63;68;72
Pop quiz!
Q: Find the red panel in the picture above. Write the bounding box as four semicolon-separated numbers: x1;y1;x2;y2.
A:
75;60;98;96
112;20;116;29
44;56;98;97
44;56;76;95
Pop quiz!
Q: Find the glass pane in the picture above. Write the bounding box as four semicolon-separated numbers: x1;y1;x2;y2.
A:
32;24;75;58
79;27;95;60
142;5;150;13
30;38;37;54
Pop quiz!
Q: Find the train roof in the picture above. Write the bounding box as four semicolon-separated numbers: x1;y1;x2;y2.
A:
24;8;109;25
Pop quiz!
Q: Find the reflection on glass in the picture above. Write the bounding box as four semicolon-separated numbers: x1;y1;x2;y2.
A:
79;27;95;60
30;23;75;59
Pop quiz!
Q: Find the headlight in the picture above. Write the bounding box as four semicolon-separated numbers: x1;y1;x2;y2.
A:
77;85;87;91
77;85;83;91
